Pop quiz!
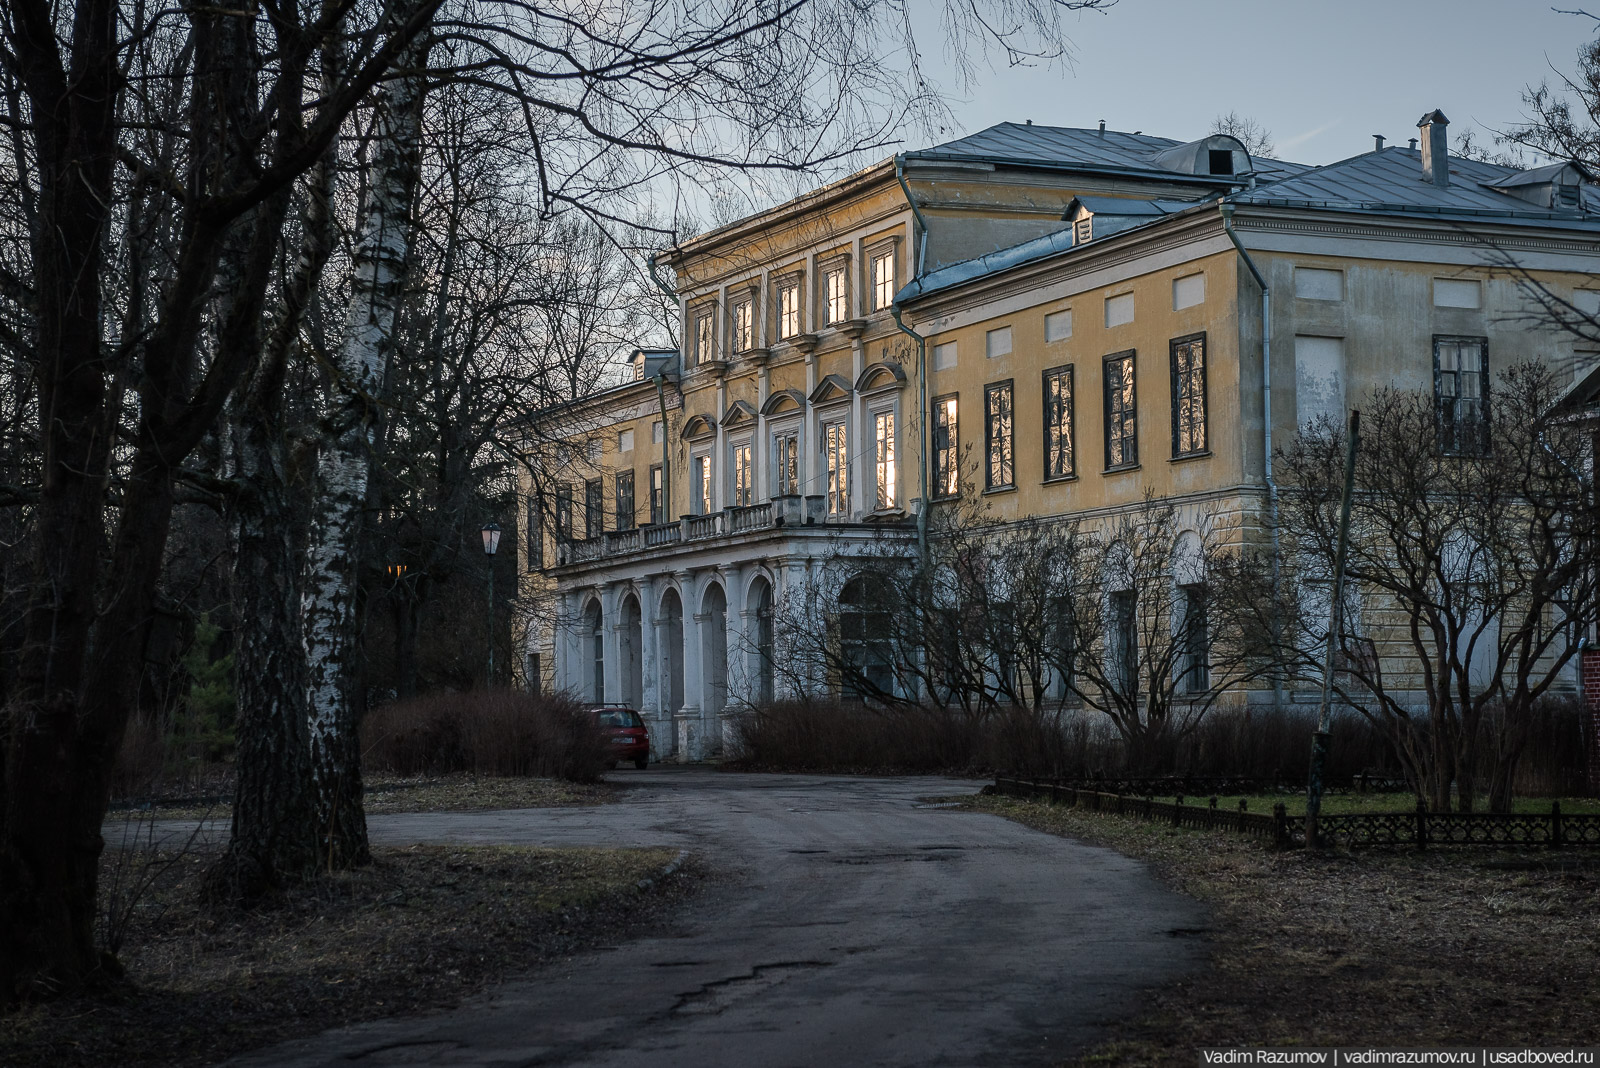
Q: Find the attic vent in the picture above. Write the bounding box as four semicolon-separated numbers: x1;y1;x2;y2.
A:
1556;183;1582;209
1208;149;1234;176
1074;216;1093;244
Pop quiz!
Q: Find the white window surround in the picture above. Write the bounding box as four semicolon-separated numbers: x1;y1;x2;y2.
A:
1295;267;1344;301
691;448;713;515
1173;273;1205;310
1105;292;1135;328
1434;278;1482;309
866;240;898;312
768;416;802;496
985;326;1012;359
820;257;850;326
866;394;900;511
932;341;957;371
728;432;754;508
1045;309;1072;342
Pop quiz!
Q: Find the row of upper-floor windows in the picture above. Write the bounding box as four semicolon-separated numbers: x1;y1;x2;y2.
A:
935;332;1212;497
688;244;897;364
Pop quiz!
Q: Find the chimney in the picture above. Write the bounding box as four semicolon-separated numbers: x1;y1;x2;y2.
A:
1098;119;1106;136
1418;109;1450;187
1373;134;1385;152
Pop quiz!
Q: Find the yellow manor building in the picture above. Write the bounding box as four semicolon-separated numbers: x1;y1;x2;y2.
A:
518;110;1600;761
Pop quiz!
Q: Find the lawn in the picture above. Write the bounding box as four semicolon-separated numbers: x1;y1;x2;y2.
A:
965;793;1600;1064
0;843;698;1068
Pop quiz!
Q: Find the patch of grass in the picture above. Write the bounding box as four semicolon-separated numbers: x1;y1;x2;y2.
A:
962;795;1600;1064
0;844;696;1068
117;773;620;822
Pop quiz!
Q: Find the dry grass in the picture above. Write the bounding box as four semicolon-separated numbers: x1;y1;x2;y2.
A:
0;844;697;1068
964;795;1600;1063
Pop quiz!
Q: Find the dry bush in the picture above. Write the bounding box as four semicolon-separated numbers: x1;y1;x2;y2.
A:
362;690;610;782
730;700;986;774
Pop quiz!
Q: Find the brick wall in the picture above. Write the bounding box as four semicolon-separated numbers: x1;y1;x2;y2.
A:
1586;651;1600;792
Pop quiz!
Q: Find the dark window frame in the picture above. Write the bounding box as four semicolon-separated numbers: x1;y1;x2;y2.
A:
1177;582;1210;693
584;478;603;538
615;470;636;530
983;379;1015;490
648;464;663;525
1434;334;1490;456
1169;332;1208;458
931;393;959;499
555;484;573;543
1103;349;1138;470
526;495;544;571
1042;364;1075;481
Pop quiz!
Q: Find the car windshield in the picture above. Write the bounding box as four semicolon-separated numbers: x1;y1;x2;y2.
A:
596;709;643;728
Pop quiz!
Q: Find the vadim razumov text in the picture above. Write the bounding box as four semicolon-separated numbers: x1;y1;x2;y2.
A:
1199;1051;1598;1066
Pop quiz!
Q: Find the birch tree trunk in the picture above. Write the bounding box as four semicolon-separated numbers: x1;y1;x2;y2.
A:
301;23;431;868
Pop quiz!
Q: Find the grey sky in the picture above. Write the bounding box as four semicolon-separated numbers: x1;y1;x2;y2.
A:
910;0;1592;165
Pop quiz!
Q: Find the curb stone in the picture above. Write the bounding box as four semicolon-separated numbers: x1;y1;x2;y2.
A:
636;849;690;891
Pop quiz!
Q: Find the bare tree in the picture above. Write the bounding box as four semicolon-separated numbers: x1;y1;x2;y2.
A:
1210;111;1274;157
1232;367;1599;812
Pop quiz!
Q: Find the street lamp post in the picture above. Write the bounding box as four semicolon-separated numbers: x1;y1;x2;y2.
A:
481;522;501;689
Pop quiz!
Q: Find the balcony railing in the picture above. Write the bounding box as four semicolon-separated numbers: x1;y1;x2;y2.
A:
729;501;772;533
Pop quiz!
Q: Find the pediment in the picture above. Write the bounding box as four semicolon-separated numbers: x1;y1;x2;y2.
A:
855;361;907;394
809;373;853;405
721;399;758;428
760;389;806;416
681;413;716;441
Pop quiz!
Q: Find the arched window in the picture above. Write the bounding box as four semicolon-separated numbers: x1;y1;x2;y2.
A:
839;573;894;697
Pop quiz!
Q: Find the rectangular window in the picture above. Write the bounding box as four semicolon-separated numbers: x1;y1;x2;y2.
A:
824;420;848;517
1105;292;1135;328
555;484;573;543
1170;333;1207;457
649;465;663;524
778;280;801;338
824;267;847;325
693;312;714;365
773;432;799;495
871;249;895;310
526;495;544;570
1172;273;1205;310
1104;350;1138;469
1295;267;1344;301
694;455;712;515
1109;590;1136;694
932;341;957;371
652;420;663;444
932;395;959;498
733;299;753;352
585;478;603;537
618;428;634;452
1434;278;1482;309
586;439;601;463
874;410;897;509
1435;335;1489;455
1043;366;1074;480
984;380;1014;490
614;471;635;530
732;442;753;507
1295;335;1346;429
985;326;1012;359
1044;309;1072;342
1178;584;1209;693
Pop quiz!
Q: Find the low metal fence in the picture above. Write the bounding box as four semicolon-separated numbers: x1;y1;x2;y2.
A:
990;776;1600;851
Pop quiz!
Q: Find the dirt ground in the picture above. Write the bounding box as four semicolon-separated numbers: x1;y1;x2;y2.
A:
966;795;1600;1065
0;844;699;1068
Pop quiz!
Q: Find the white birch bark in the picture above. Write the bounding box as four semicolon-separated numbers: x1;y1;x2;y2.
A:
301;24;431;866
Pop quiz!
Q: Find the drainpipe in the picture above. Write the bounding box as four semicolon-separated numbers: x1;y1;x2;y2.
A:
893;155;931;563
646;252;679;522
1220;202;1285;713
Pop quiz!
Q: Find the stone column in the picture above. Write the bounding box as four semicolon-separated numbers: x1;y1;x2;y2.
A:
600;582;621;706
677;570;704;760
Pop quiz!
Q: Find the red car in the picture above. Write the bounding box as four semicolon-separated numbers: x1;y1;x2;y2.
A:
593;705;650;769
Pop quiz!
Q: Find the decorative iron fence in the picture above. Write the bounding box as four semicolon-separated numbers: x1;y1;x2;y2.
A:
990;776;1600;851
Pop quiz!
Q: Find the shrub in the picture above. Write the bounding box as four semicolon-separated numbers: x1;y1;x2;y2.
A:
361;690;610;782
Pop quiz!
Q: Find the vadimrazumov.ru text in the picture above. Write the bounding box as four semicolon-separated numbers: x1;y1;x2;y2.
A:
1200;1050;1598;1067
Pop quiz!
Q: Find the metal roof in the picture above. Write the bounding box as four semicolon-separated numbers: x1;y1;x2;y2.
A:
906;121;1312;183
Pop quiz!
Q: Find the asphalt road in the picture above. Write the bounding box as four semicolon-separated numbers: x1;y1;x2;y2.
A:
220;769;1206;1068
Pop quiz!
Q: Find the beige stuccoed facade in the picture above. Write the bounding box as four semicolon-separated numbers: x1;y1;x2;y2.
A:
517;115;1600;762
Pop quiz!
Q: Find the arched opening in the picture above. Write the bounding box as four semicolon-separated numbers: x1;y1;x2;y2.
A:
582;599;604;703
620;593;643;709
701;583;728;724
659;588;684;712
747;576;775;705
839;573;894;698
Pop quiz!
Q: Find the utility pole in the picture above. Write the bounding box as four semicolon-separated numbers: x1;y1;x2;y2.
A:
1306;410;1360;847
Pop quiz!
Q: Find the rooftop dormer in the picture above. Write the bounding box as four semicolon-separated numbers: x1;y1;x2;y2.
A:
1483;160;1594;211
1148;134;1251;179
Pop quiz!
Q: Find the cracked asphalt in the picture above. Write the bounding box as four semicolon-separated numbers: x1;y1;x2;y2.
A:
220;769;1205;1068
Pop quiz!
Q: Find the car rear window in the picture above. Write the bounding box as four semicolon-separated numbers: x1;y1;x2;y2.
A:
597;709;643;728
